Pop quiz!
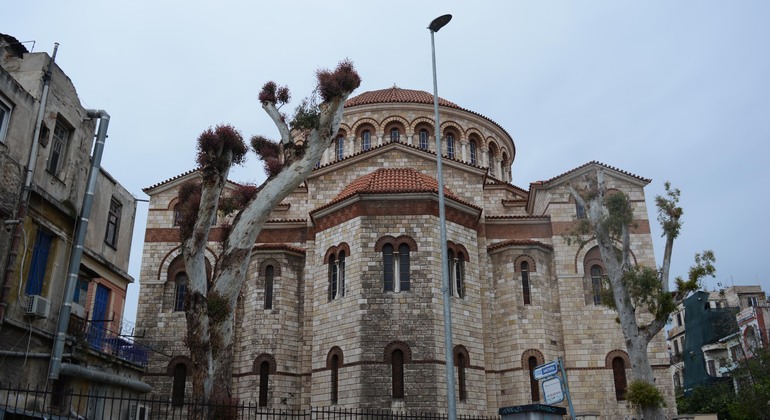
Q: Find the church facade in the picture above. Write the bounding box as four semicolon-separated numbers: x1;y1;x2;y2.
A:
136;87;674;417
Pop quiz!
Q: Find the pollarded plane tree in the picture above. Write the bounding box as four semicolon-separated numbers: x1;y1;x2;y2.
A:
569;169;714;420
175;61;361;409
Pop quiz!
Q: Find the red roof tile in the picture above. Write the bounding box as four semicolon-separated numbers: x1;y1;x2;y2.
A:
345;87;460;108
334;168;458;201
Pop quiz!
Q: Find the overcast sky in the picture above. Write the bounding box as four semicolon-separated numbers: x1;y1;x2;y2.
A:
5;1;769;325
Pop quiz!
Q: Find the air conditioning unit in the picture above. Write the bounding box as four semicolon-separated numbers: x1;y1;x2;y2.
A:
130;404;149;420
71;303;86;318
26;295;50;318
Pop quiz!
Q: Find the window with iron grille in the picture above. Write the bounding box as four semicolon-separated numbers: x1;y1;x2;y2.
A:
47;120;70;175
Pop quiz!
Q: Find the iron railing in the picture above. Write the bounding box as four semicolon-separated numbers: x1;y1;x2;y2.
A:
0;383;500;420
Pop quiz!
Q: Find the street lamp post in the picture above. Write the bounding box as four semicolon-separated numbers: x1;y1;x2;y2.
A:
429;13;457;420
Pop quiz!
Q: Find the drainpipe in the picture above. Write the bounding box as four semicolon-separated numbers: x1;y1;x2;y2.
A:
0;43;59;327
61;363;152;393
49;109;109;380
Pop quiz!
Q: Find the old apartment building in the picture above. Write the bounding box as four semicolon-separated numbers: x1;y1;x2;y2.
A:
137;86;675;417
0;34;147;416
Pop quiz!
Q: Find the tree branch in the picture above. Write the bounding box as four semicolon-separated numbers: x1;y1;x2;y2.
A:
262;101;293;147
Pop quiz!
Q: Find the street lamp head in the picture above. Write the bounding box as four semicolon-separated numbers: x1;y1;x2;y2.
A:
428;14;452;33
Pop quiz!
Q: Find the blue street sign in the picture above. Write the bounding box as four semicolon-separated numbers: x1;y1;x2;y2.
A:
533;360;559;380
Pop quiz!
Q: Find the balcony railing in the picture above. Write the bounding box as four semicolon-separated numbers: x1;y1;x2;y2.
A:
68;314;150;368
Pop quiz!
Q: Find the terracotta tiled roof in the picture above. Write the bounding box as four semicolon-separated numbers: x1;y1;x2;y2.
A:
143;168;199;192
536;161;651;185
345;87;460;109
487;239;553;252
334;168;458;201
253;244;306;254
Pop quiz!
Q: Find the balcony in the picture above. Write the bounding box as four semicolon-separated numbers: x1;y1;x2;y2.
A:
68;314;150;368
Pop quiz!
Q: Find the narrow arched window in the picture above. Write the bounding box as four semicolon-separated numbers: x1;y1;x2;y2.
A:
455;252;465;299
174;272;187;312
457;352;467;402
390;127;400;142
612;357;627;400
259;361;270;406
362;130;371;151
590;265;603;305
329;255;338;301
330;354;339;404
528;356;540;402
448;249;455;295
446;133;455;159
383;244;394;292
488;149;496;177
398;243;410;292
469;140;477;165
336;135;345;160
264;265;274;310
521;261;531;305
419;129;428;150
576;201;587;219
392;349;405;399
338;250;346;298
173;203;182;226
171;362;186;406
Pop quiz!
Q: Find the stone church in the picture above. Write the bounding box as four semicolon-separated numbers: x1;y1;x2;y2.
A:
136;87;675;417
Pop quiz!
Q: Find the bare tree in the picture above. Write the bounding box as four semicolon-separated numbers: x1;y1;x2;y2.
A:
569;169;714;419
176;61;361;410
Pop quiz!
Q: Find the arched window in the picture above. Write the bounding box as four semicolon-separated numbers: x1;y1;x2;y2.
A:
259;361;270;406
521;261;531;305
330;354;340;404
575;201;587;219
457;352;467;402
383;243;410;292
336;135;345;160
171;362;186;406
264;265;274;310
390;127;400;142
590;265;603;305
392;349;404;399
173;203;182;226
419;129;429;150
362;130;371;151
528;356;540;402
448;248;465;299
446;133;455;159
488;149;496;177
329;254;337;301
174;272;187;312
612;356;628;400
469;140;477;165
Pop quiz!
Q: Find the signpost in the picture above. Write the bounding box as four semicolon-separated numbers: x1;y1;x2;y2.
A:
533;358;576;419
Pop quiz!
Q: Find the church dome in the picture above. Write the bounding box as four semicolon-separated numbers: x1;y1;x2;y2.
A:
345;87;460;109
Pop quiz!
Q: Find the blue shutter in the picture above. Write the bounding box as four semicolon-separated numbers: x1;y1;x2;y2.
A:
26;229;53;295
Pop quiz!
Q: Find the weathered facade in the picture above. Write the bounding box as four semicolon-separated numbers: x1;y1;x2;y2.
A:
0;34;145;416
137;87;675;417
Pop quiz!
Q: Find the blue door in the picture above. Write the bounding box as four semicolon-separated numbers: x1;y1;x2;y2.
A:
89;284;110;350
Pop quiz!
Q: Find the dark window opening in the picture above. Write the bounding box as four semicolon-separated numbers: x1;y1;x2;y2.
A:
265;265;274;309
259;361;270;406
172;363;187;406
174;272;187;312
590;265;603;305
612;357;628;401
521;261;531;305
392;349;404;399
528;356;540;402
457;352;467;402
331;354;339;404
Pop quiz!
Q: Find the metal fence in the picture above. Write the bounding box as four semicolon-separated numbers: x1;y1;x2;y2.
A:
0;384;501;419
